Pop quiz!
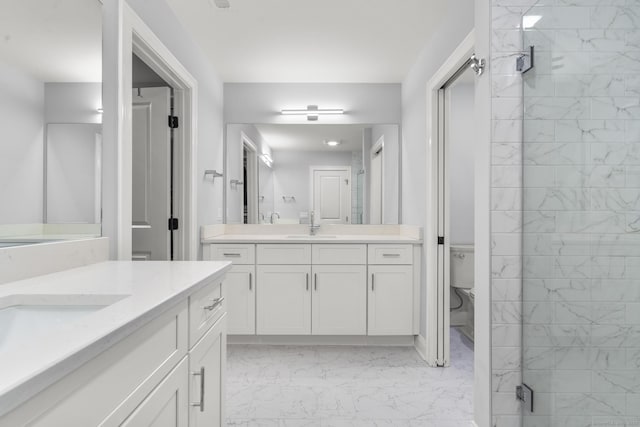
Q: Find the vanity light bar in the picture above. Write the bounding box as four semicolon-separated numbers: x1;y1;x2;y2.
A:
281;105;344;120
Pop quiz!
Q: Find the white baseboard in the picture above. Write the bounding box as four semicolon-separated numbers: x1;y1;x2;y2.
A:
413;334;428;361
228;335;416;346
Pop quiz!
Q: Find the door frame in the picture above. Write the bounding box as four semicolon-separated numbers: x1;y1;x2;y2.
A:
117;4;198;260
241;132;259;224
369;136;384;224
309;165;352;224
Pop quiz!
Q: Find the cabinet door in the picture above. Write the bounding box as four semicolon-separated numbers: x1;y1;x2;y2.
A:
120;358;189;427
222;265;255;335
368;265;414;335
189;315;226;427
256;265;311;335
312;265;366;335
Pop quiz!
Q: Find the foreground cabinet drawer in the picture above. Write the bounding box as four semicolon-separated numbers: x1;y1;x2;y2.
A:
312;244;366;265
257;244;311;265
189;280;224;347
208;244;255;264
368;244;413;264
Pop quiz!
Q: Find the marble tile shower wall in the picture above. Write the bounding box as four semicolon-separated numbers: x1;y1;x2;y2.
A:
492;1;640;426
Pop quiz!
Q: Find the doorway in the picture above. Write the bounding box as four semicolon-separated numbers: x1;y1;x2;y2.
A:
242;138;258;224
310;166;352;224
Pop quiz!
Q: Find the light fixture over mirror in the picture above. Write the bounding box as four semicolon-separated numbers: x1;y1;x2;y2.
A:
281;105;345;121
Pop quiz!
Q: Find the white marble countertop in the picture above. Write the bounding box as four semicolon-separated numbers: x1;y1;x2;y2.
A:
202;234;422;244
0;260;231;417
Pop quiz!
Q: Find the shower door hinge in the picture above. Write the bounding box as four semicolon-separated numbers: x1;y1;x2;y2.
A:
168;115;179;129
516;46;535;74
516;383;534;413
438;236;444;245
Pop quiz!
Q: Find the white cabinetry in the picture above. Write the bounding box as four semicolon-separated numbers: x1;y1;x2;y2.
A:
257;264;312;334
223;265;255;334
189;316;226;427
368;245;414;335
312;265;366;335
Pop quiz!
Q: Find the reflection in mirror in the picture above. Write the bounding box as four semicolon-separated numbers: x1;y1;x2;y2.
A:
225;124;400;225
45;124;102;224
0;0;102;234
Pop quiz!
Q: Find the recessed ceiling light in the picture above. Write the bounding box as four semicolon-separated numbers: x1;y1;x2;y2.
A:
325;140;341;147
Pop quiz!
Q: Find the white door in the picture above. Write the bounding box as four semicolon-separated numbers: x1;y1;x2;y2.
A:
256;265;311;335
119;358;189;427
131;87;171;261
222;265;256;335
189;316;226;427
368;265;414;335
369;141;383;224
311;167;351;224
312;265;366;335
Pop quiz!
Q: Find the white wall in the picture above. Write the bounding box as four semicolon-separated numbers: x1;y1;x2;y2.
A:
102;0;225;258
272;150;352;222
44;82;102;124
224;83;401;125
0;62;44;224
448;82;475;245
401;0;474;335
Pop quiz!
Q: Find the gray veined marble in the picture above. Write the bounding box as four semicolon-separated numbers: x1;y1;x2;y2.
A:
226;328;474;426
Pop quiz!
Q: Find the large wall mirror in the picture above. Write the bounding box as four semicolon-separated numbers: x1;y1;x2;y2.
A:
225;124;400;225
0;0;102;232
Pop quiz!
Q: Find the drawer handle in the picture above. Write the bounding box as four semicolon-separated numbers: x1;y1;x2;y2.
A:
372;273;375;291
190;367;205;412
223;253;241;257
203;296;225;311
314;273;317;291
382;253;401;257
306;273;309;291
249;272;252;291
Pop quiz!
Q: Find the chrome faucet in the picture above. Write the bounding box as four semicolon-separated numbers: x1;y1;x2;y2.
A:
270;212;280;224
309;210;320;235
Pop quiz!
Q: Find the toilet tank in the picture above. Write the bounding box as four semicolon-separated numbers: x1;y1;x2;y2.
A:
450;245;474;289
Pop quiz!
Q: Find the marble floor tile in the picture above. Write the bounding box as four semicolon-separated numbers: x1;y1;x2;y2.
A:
227;328;474;425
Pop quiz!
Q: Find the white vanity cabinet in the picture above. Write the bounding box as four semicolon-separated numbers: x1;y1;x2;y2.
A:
0;271;228;427
368;245;414;335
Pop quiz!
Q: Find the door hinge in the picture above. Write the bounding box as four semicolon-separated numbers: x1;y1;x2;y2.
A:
168;115;179;129
168;218;179;231
345;178;349;185
516;384;534;413
516;46;535;74
438;236;444;245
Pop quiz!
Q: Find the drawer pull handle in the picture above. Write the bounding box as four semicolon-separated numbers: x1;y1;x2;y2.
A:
190;367;205;412
203;296;225;311
306;273;309;291
223;253;241;257
249;272;252;291
372;273;375;291
314;273;317;291
383;253;401;257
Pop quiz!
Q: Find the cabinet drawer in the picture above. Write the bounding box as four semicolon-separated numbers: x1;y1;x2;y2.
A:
208;244;255;264
257;244;311;265
368;244;413;264
189;280;225;347
312;244;366;265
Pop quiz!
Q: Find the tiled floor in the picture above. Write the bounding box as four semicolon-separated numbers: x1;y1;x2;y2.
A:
226;328;474;426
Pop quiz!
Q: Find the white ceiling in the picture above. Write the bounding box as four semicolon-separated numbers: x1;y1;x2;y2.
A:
165;0;446;83
255;124;366;152
0;0;102;82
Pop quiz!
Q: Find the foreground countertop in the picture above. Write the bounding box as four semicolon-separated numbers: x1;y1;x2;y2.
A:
202;233;422;244
0;260;231;417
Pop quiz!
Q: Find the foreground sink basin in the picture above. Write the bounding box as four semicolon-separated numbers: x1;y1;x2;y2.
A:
286;235;337;239
0;294;128;352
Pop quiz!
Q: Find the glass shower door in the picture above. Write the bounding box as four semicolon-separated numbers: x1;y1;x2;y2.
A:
522;3;640;426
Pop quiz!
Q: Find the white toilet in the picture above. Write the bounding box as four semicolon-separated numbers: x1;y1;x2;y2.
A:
450;245;474;341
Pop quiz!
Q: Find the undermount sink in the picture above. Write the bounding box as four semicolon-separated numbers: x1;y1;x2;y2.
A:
0;294;127;352
286;235;337;239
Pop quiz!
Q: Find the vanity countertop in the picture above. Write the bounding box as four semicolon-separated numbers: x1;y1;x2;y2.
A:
0;260;231;417
202;234;422;244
